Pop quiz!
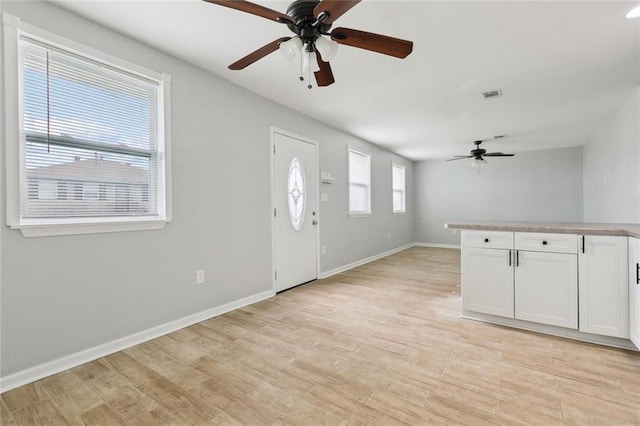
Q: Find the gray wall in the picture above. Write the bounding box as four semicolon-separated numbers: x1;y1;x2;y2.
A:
0;1;413;378
583;88;640;223
415;147;584;245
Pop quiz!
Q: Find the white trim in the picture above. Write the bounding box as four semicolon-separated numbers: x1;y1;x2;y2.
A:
4;13;164;82
4;13;20;228
17;219;169;237
414;242;461;250
348;213;372;219
319;243;414;279
462;310;638;351
0;290;275;393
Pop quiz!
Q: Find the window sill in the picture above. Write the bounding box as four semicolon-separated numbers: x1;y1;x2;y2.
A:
349;213;372;219
10;217;170;238
393;211;407;216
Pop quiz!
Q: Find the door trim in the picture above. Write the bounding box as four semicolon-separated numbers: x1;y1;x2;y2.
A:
270;126;321;292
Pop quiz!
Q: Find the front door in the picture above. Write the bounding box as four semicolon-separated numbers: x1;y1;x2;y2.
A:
273;130;318;292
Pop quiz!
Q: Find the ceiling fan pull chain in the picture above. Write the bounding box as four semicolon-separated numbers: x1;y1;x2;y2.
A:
307;51;312;89
299;44;304;82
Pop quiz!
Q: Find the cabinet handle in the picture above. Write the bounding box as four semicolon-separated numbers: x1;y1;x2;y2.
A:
484;238;490;243
637;263;639;285
581;235;585;254
508;250;512;266
516;250;520;267
542;240;548;245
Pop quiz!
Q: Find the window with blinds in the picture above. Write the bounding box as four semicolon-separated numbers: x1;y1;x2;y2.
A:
348;148;371;215
392;163;406;213
4;16;171;235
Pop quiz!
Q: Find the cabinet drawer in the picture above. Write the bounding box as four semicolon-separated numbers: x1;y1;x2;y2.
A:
515;232;577;254
461;230;513;249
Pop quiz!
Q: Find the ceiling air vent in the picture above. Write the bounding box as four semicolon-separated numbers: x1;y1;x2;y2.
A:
483;89;503;99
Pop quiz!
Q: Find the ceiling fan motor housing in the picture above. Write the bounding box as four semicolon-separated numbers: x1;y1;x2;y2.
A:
286;0;331;42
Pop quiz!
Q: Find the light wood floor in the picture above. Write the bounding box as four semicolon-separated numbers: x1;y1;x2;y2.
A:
2;247;640;425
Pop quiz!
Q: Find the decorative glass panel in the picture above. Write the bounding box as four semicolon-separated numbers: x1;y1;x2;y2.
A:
288;157;306;231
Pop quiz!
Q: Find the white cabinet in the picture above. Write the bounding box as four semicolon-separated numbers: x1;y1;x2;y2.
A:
461;230;578;327
460;228;638;348
629;237;640;348
514;250;577;328
578;236;629;338
461;247;514;318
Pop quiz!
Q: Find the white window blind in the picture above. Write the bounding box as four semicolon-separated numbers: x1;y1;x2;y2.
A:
392;163;406;213
349;148;371;214
18;35;166;222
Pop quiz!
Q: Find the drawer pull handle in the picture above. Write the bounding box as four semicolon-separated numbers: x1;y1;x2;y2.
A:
484;238;490;243
542;240;548;245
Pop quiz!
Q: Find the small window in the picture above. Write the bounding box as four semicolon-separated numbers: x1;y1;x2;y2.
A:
4;15;172;236
287;157;306;231
392;163;406;214
348;148;371;215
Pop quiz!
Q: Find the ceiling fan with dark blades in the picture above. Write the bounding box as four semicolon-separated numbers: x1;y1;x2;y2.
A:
203;0;414;88
447;138;515;167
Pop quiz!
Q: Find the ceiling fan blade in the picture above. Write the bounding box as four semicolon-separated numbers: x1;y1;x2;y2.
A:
484;153;515;157
314;56;335;87
229;37;290;70
203;0;293;24
446;156;473;161
314;0;361;25
330;27;413;58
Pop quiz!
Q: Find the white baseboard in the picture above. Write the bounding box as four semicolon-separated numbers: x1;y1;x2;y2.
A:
319;243;414;279
0;290;275;393
414;242;461;249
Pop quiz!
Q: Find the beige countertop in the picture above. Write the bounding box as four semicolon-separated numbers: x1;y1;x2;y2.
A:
445;221;640;239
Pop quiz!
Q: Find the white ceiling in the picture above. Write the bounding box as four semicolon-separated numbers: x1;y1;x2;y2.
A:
50;0;639;160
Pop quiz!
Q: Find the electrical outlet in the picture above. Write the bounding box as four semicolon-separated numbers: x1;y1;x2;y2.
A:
387;233;391;240
321;245;327;255
452;229;457;235
196;270;205;285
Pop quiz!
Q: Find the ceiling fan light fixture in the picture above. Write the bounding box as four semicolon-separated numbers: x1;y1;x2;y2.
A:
470;158;488;168
279;36;303;62
626;5;640;18
315;36;338;61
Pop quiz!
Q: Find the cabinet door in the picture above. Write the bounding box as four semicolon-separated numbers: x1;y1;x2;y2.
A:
461;248;514;318
578;236;629;338
629;237;640;349
515;251;577;329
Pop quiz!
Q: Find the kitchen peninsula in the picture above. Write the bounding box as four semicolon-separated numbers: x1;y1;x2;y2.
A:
446;221;640;350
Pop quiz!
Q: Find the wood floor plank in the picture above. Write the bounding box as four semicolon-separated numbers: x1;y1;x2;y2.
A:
38;371;103;423
8;400;68;425
2;247;640;425
1;383;47;412
0;398;16;426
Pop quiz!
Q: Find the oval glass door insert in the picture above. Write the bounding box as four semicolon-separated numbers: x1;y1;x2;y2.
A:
288;157;306;230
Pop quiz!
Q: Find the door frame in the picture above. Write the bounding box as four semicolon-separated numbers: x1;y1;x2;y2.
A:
270;126;321;292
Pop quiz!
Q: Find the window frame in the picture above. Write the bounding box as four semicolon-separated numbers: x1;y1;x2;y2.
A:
3;13;172;237
348;147;372;217
392;162;406;215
